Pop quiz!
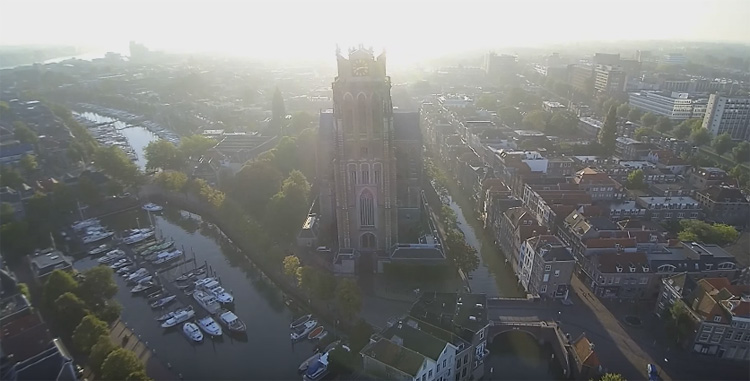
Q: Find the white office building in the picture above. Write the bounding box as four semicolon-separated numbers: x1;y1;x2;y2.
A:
701;94;750;141
628;91;706;120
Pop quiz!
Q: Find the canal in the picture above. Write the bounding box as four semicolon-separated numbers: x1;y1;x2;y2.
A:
74;207;321;380
77;109;560;380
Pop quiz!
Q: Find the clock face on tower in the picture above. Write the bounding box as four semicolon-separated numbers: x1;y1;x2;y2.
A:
352;59;368;76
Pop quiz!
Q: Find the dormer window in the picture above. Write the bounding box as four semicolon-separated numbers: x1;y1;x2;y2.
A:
713;315;722;322
717;262;735;270
642;266;650;272
616;265;623;273
629;265;636;273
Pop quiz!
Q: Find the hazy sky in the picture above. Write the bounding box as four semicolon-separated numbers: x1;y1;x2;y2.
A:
2;0;749;64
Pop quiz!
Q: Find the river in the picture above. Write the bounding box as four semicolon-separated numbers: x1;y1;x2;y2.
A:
76;112;161;170
74;207;320;380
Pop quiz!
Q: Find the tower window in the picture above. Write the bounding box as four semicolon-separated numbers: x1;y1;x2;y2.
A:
362;169;370;184
357;94;368;134
360;189;375;226
350;169;357;186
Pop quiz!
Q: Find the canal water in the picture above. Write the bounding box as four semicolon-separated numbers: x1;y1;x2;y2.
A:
485;332;565;380
74;207;320;380
77;112;160;170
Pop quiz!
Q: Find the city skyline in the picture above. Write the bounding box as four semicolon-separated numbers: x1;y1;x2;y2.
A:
2;0;749;67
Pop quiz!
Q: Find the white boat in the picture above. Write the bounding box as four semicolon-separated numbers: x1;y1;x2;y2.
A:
72;218;100;231
216;309;246;333
153;250;183;266
123;230;155;245
142;203;163;212
83;231;114;244
303;352;329;381
97;249;125;263
193;290;221;314
299;353;322;373
161;307;195;328
110;259;132;270
196;279;233;304
291;320;318;341
157;306;193;322
290;314;312;329
88;244;110;256
117;266;133;275
197;316;223;337
150;295;177;309
126;268;148;282
131;281;155;294
183;322;204;342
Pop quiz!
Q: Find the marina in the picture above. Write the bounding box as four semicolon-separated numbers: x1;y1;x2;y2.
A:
72;205;330;380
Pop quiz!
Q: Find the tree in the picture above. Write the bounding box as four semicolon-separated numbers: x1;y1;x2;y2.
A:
616;104;630;119
548;111;578;135
350;319;373;352
1;202;15;222
265;170;310;239
43;270;79;309
0;165;23;189
335;278;362;320
678;220;739;245
100;348;146;381
54;292;89;336
178;135;216;159
126;371;151;381
314;271;337;301
627;169;645;189
663;300;695;346
89;335;116;375
271;87;287;134
144;140;182;171
712;133;734;156
672;122;692;139
77;176;102;205
232;159;283;214
497;106;522;127
640;112;658;127
599;374;627;381
445;229;480;273
270;136;299;175
296;128;317;179
154;171;188;192
13;121;38;145
73;315;110;354
96;301;123;324
328;346;358;375
634;127;652;141
283;255;301;278
19;154;38;175
690;128;711;146
93;146;140;187
288;111;316;135
598;106;617;154
522;110;549;131
296;265;317;292
627;108;643;122
78;266;118;308
732;141;750;163
656;117;672;133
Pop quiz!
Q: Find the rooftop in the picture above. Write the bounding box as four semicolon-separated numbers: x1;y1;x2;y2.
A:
361;338;426;377
410;292;488;341
381;320;448;361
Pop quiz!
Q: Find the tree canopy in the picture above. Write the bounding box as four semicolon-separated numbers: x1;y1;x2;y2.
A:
73;315;110;354
731;141;749;163
43;269;79;309
178;135;216;159
78;266;118;310
13;121;38;145
640;112;658;127
144;140;182;171
89;335;117;375
335;278;362;320
100;348;146;381
283;255;301;279
265;170;310;240
677;220;738;245
232;159;283;215
54;292;90;336
626;169;646;189
656;116;672;133
690;128;711;146
598;106;617;154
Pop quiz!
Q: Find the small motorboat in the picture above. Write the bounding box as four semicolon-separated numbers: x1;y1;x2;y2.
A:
161;307;195;328
315;331;328;341
183;322;203;342
88;244;110;256
298;353;321;373
117;266;134;275
216;309;246;333
131;281;155;294
150;295;177;309
126;268;149;282
197;316;223;337
132;275;153;285
147;290;165;301
176;282;193;290
308;326;324;340
157;306;193;322
304;352;329;381
290;314;312;329
291;320;318;341
110;259;133;270
142;203;163;212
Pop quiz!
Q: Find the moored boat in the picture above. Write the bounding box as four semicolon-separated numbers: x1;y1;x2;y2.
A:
183;322;203;342
131;281;155;294
307;326;324;340
290;314;312;329
161;307;195;328
197;316;223;337
88;244;110;256
315;330;328;341
142;203;163;212
157;306;193;322
150;295;177;309
215;309;246;333
193;290;220;314
291;320;318;341
303;352;329;381
298;353;321;373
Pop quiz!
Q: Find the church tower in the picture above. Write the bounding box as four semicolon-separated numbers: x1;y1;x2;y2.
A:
328;45;398;251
